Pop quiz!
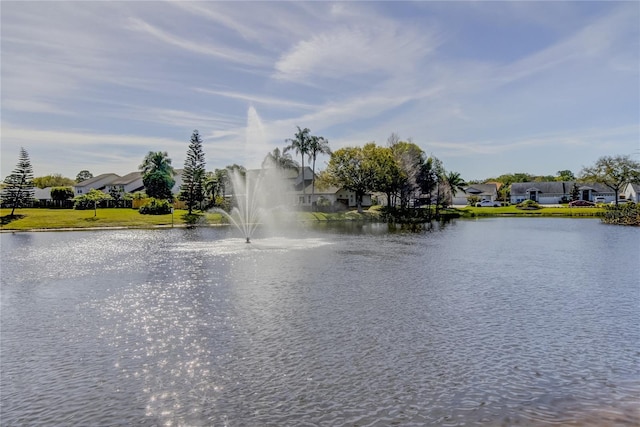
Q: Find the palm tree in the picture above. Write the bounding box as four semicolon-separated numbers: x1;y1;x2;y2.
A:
262;147;299;170
284;126;311;197
203;171;218;205
139;151;175;200
444;171;467;206
307;135;331;205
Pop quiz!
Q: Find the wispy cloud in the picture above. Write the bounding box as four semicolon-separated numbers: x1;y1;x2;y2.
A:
127;17;270;68
1;2;637;180
273;23;438;82
194;88;316;111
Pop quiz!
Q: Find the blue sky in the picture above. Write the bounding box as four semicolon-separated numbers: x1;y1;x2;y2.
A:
2;1;638;182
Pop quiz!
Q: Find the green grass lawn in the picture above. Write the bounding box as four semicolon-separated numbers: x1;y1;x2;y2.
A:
1;208;226;231
1;205;604;231
457;205;604;217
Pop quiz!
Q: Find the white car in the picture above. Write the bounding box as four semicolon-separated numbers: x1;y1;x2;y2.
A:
476;200;500;207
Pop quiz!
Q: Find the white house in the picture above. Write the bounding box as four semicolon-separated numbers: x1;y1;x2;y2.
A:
74;173;120;196
452;183;500;206
510;181;615;204
623;183;640;203
106;172;144;195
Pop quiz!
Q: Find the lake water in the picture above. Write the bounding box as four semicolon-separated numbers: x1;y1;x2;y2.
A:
1;218;638;426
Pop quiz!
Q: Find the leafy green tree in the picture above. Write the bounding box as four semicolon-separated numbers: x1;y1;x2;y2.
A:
139;151;175;199
179;130;207;214
325;145;376;213
108;186;130;208
262;147;299;170
33;174;75;188
556;170;576;181
50;186;74;207
307;135;331;205
467;195;481;206
285;126;311;197
389;139;426;208
580;155;640;205
533;175;556;182
74;188;111;216
75;170;93;183
491;173;535;186
143;171;175;201
418;156;438;204
363;144;402;207
2;147;35;215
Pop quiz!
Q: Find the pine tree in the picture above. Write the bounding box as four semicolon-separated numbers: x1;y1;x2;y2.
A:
179;130;206;214
2;147;35;215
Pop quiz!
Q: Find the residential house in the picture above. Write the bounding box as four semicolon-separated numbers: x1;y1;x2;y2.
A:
623;183;640;203
105;172;144;195
303;184;372;210
75;170;184;197
73;173;120;196
33;187;52;203
510;181;615;204
249;166;371;210
452;183;499;206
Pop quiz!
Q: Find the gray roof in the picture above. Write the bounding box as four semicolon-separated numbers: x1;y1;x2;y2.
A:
464;184;498;196
75;173;120;188
111;172;142;185
511;181;614;195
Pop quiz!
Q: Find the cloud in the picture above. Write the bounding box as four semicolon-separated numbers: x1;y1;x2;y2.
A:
273;24;437;82
194;88;316;111
127;17;270;67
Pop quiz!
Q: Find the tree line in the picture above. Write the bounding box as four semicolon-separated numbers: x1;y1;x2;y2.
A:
3;127;640;217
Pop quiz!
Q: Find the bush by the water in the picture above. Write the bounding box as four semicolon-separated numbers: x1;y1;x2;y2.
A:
516;200;541;210
602;202;639;226
139;198;172;215
182;212;205;226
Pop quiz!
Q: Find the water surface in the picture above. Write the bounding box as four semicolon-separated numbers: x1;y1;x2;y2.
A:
1;218;638;425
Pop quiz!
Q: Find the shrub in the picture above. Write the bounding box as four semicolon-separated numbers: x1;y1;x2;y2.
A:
602;202;639;226
516;199;541;209
139;198;172;215
467;195;481;206
317;197;331;207
182;212;204;226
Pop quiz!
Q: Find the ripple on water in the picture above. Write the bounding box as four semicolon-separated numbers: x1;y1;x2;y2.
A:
1;222;639;426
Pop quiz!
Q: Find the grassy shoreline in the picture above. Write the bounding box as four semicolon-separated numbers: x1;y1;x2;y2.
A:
1;205;606;232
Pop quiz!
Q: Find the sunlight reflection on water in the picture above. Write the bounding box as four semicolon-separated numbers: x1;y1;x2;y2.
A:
1;219;639;426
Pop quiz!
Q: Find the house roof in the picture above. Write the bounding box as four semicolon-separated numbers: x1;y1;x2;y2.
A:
75;173;120;188
464;184;498;196
511;181;614;195
111;172;142;185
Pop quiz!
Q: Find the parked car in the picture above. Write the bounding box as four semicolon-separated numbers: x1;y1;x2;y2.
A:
610;199;629;205
569;200;595;207
476;200;500;207
594;196;606;204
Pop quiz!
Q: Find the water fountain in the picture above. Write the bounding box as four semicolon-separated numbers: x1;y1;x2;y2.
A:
213;106;292;243
216;168;268;243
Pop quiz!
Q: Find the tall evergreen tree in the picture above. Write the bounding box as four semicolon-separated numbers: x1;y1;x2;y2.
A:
2;147;35;215
179;130;206;214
